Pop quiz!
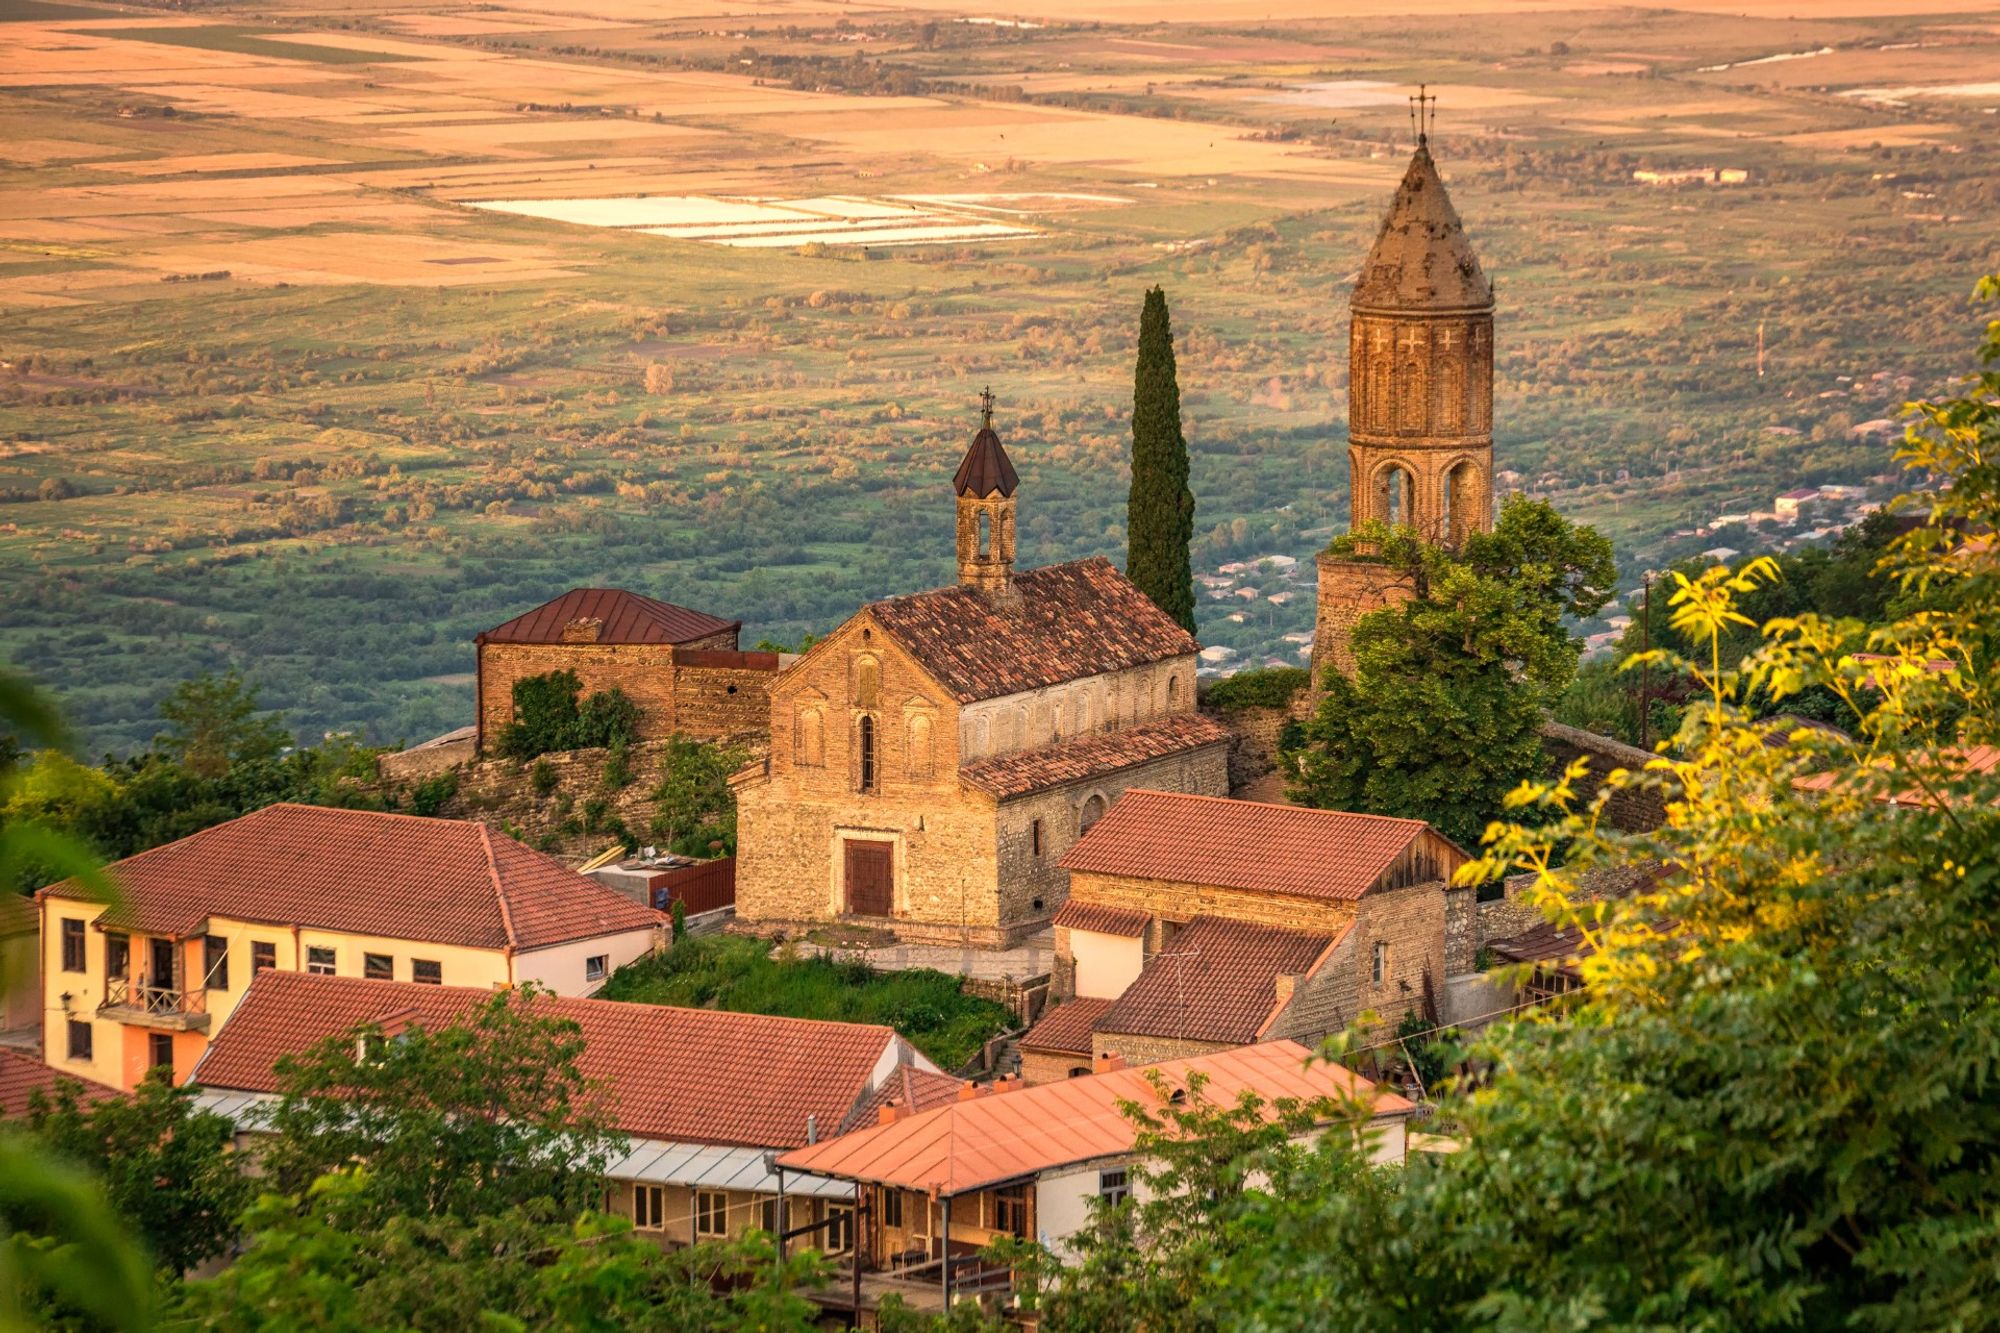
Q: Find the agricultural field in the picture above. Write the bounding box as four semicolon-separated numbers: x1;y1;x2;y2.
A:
0;0;1995;752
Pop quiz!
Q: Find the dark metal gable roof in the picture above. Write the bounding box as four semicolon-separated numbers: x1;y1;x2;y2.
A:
479;588;738;645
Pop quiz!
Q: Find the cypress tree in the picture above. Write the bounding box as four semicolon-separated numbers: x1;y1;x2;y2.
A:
1128;286;1196;633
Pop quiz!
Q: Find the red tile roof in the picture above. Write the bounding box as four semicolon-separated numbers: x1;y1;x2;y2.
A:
479;588;738;646
1060;790;1454;901
1097;916;1339;1046
1017;996;1112;1056
39;804;660;951
780;1039;1413;1196
193;971;911;1149
0;1048;119;1118
1794;745;2000;808
960;715;1231;800
841;1065;968;1134
1051;900;1149;937
867;557;1196;702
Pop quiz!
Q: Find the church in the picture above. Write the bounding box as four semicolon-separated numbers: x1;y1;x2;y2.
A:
732;401;1232;950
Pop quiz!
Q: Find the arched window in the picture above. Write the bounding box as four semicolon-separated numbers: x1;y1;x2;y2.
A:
977;510;991;559
795;705;824;767
1435;358;1463;433
853;656;879;709
857;715;878;792
1079;793;1107;835
1165;674;1181;712
1446;460;1484;546
1398;361;1426;431
1369;360;1392;432
907;712;933;780
1074;690;1091;733
1376;465;1414;528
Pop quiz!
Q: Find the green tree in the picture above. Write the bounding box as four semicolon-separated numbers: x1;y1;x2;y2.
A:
1288;496;1615;846
648;733;747;856
1002;276;2000;1331
21;1071;249;1277
170;1169;828;1332
0;670;149;1331
496;672;641;760
1127;286;1196;634
154;670;290;780
259;985;622;1226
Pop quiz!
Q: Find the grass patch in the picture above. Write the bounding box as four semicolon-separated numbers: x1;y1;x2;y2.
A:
600;934;1013;1070
79;25;420;64
1;0;116;19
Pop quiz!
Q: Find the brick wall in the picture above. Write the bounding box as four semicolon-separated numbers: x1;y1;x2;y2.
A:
672;650;779;741
1539;720;1670;833
475;629;764;754
1020;1048;1094;1085
1064;870;1357;938
1309;554;1414;682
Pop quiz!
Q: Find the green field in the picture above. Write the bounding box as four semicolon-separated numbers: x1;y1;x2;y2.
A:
1;0;1995;752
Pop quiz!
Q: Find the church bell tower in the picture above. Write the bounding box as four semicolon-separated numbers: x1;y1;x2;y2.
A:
954;388;1018;597
1313;95;1495;681
1346;102;1494;546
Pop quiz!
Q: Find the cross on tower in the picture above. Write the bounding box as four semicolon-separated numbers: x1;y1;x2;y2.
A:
979;386;996;429
1398;327;1427;354
1409;84;1437;144
1438;327;1459;350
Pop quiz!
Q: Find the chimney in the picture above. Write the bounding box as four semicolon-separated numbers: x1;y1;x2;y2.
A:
957;1082;982;1101
806;1113;818;1144
878;1098;901;1127
1094;1052;1125;1075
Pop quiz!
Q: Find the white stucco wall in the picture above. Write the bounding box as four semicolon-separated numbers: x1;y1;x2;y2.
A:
515;927;657;995
1070;928;1144;1000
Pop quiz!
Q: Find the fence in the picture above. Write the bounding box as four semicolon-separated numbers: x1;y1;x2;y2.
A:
650;857;736;916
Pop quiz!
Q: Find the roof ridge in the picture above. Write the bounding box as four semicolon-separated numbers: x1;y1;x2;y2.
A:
1109;789;1430;826
868;556;1109;611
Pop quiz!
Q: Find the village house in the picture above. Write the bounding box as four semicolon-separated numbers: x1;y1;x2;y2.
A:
1017;791;1469;1081
35;803;662;1091
777;1041;1414;1317
733;405;1231;949
190;970;960;1252
474;587;779;753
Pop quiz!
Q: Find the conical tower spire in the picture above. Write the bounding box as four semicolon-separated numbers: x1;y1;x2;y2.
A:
1353;140;1491;312
954;388;1017;596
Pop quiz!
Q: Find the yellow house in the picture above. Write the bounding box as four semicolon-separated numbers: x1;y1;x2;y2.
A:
37;803;662;1091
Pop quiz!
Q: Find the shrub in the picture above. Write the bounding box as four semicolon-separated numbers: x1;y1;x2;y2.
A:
408;770;458;817
496;672;641;761
1200;665;1309;712
530;759;559;798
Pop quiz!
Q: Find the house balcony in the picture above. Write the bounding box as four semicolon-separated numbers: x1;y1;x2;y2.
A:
99;977;210;1032
811;1249;1016;1317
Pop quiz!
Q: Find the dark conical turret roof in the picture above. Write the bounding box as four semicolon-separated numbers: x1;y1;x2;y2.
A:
954;425;1019;499
1352;141;1491;311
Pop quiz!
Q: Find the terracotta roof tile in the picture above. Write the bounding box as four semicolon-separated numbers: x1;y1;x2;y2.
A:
960;715;1231;800
1353;143;1490;311
39;804;660;952
1051;901;1149;937
1097;916;1337;1046
193;971;910;1149
0;1048;119;1119
779;1039;1412;1196
1017;996;1112;1056
868;557;1195;702
480;588;737;646
0;891;34;936
840;1065;968;1134
1060;791;1452;901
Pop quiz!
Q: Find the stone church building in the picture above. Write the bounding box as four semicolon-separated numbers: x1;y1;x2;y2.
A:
1313;130;1497;679
733;409;1231;949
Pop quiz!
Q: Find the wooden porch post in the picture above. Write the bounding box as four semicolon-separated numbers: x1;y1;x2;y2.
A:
940;1194;951;1307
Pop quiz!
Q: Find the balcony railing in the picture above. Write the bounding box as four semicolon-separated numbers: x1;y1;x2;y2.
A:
100;977;209;1030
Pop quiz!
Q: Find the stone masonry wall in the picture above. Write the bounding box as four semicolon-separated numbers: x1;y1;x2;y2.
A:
1539;720;1670;833
1309;554;1414;683
672;652;778;741
1281;878;1447;1037
1090;1030;1230;1068
1064;870;1357;937
1202;701;1306;795
478;642;681;752
1020;1048;1094;1085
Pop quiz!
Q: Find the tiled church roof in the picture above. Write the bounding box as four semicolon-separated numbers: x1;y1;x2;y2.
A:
478;588;738;645
868;557;1196;703
959;714;1231;800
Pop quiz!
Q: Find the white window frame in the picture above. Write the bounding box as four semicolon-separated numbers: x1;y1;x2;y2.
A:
306;946;336;976
585;954;608;983
1372;940;1389;986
